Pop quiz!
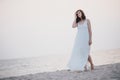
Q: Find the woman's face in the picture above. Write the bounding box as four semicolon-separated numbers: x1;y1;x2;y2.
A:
76;11;82;18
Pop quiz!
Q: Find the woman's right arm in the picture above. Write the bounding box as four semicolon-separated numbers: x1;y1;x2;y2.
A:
72;19;78;28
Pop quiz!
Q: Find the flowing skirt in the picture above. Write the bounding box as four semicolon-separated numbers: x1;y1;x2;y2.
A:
67;30;90;71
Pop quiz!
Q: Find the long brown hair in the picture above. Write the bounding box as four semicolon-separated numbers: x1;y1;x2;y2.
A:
75;9;86;23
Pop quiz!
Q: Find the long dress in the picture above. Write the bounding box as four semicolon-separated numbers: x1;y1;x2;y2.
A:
67;19;90;71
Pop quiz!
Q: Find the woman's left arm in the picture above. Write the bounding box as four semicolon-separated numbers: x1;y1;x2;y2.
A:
87;19;92;45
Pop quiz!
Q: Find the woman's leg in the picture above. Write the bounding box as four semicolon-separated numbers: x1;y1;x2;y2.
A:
88;55;94;70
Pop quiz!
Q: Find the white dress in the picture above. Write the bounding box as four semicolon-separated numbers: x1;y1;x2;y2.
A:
67;19;90;71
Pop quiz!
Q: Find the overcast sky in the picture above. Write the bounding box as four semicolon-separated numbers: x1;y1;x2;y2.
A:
0;0;120;60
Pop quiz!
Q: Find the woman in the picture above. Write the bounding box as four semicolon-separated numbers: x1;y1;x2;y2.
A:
67;9;94;72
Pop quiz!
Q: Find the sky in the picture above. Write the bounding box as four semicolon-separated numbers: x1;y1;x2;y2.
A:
0;0;120;60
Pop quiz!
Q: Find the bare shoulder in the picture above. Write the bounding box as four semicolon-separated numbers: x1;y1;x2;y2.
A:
86;18;91;29
86;18;90;24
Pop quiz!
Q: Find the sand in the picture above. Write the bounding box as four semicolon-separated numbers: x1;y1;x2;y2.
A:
0;63;120;80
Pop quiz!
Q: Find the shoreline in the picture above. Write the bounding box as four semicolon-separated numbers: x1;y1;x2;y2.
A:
0;62;120;80
0;48;120;79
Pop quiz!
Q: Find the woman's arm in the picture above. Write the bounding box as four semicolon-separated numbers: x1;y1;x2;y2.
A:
72;19;78;28
72;13;78;28
87;19;92;45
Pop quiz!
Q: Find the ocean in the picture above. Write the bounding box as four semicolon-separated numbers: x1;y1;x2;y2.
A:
0;48;120;78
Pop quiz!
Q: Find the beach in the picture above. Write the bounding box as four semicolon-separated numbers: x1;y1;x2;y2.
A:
0;48;120;80
0;63;120;80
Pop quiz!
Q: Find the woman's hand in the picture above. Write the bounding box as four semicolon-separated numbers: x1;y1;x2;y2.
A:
89;40;92;46
74;13;77;19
